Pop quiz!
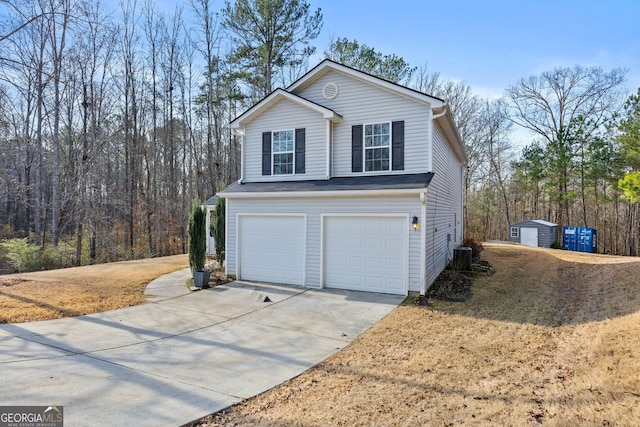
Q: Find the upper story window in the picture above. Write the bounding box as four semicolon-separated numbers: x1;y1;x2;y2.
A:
262;128;305;176
352;121;403;174
364;122;390;172
272;130;294;175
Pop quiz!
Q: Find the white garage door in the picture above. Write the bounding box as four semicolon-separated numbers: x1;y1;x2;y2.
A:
324;216;407;295
521;227;539;247
238;215;305;285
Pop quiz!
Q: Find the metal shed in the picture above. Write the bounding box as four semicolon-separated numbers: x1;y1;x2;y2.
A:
509;220;558;248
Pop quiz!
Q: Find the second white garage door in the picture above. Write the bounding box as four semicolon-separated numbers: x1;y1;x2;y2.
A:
323;216;407;295
238;215;305;285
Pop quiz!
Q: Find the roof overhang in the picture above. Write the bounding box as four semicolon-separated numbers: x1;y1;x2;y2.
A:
220;188;425;199
219;173;434;199
433;105;468;163
230;88;342;131
288;59;446;109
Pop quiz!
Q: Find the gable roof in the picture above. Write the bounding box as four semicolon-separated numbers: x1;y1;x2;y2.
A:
511;219;558;227
288;59;466;163
230;59;466;164
230;88;342;130
287;59;446;108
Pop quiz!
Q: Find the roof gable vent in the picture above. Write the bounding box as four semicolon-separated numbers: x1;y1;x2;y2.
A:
322;82;338;100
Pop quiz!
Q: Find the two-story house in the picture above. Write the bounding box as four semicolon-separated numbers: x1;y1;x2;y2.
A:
218;60;467;296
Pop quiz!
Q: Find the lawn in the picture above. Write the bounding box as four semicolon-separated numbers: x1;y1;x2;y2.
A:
2;245;639;425
199;243;640;426
0;255;188;323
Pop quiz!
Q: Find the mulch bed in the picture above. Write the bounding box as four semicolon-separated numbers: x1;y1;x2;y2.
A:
425;259;494;302
427;270;475;302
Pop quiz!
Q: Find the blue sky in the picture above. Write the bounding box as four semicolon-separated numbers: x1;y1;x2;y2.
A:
313;0;640;99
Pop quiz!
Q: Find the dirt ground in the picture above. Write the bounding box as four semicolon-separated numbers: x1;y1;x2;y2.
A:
0;255;188;323
199;243;640;426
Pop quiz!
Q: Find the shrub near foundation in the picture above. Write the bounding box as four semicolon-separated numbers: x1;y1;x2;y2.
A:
463;236;484;261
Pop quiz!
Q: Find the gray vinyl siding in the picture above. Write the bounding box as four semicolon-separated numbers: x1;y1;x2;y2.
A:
244;98;327;182
425;123;464;288
295;70;431;176
509;221;558;247
226;195;423;292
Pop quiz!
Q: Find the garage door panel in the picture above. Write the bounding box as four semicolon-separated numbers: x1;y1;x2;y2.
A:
346;238;363;250
387;238;404;250
324;216;407;295
346;256;363;268
365;256;383;268
385;258;403;272
365;276;383;288
365;238;383;250
239;215;304;286
346;275;363;287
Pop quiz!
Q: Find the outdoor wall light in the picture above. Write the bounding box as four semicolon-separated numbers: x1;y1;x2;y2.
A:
412;216;419;230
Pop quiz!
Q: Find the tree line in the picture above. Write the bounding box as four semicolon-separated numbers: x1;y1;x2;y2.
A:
0;0;638;271
472;71;640;256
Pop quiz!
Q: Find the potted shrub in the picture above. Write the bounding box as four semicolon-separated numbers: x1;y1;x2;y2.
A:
188;201;210;288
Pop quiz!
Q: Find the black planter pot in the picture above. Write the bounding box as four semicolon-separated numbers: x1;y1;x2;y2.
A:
193;269;211;288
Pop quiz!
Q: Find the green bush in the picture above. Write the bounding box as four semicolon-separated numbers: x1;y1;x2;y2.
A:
551;240;562;249
0;238;77;272
212;197;226;265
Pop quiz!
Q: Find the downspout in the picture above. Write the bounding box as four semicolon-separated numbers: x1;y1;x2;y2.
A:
461;163;466;245
326;120;331;179
432;104;449;120
427;109;433;172
420;105;448;295
235;129;245;183
224;195;229;275
420;189;428;296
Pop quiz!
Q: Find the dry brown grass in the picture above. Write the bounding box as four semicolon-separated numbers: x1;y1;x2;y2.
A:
0;255;188;323
199;243;640;426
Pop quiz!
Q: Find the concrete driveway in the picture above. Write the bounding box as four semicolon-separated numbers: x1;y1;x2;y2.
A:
0;269;404;426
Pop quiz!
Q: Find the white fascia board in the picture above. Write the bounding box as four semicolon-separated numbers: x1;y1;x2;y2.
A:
230;89;342;129
219;188;424;199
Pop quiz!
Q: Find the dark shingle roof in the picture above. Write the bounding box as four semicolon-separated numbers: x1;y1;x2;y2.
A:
220;173;434;195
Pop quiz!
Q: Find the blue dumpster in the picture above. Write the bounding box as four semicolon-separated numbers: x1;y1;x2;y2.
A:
562;226;578;251
578;227;597;253
563;226;597;253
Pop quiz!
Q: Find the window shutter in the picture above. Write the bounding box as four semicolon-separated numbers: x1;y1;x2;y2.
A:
392;120;404;171
295;128;305;174
262;132;272;175
352;125;363;172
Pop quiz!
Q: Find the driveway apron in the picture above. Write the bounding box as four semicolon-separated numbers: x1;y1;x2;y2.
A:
0;269;403;426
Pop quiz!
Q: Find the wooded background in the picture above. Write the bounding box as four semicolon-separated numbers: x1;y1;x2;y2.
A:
1;0;639;271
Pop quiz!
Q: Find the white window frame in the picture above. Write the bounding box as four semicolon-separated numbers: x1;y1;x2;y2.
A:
272;129;294;175
363;121;391;172
510;227;519;238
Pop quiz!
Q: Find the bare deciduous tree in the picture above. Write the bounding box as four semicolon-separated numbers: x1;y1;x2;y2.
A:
506;66;627;229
